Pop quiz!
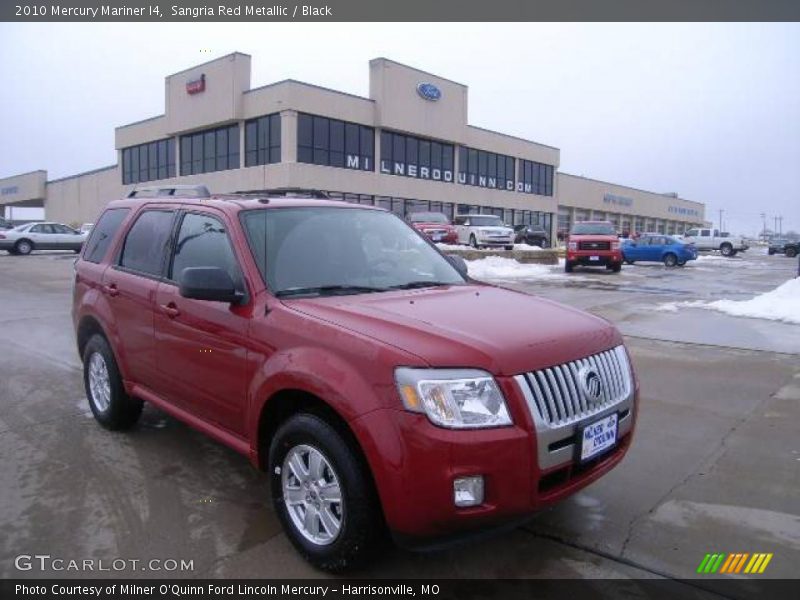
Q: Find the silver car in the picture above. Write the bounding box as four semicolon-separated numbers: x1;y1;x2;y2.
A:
0;222;88;255
454;214;515;249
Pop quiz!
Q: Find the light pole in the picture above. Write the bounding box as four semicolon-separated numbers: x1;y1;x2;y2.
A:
760;212;766;242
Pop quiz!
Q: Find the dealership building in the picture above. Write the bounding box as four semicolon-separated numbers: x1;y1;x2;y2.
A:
0;53;705;239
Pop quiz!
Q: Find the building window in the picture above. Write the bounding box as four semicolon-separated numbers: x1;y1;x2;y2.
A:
457;147;515;191
180;124;240;176
517;160;554;196
380;131;454;182
245;114;281;167
122;138;176;185
297;113;374;171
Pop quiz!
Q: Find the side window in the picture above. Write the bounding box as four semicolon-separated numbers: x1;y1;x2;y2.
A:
53;224;72;234
170;212;242;288
30;224;46;233
120;210;175;276
84;208;130;264
700;230;710;237
685;229;697;237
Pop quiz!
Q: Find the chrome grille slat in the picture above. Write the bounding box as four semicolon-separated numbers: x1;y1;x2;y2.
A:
534;371;560;423
517;345;632;427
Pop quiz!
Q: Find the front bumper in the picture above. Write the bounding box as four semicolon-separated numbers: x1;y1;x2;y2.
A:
352;374;637;541
478;236;514;247
567;250;623;266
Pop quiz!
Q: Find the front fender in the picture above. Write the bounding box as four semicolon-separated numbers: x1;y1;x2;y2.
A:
247;345;399;454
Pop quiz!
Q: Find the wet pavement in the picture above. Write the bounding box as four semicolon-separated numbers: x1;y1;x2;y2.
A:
0;249;798;580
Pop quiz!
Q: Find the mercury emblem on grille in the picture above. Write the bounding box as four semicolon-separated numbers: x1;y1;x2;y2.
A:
579;366;603;404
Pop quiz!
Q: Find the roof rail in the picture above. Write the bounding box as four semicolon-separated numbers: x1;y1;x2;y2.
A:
233;187;331;199
127;184;211;199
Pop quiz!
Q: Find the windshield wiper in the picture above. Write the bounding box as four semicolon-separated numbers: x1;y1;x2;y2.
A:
276;285;387;298
387;281;454;290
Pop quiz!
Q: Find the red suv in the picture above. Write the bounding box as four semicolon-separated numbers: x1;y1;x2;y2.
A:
565;221;623;273
406;211;458;244
73;188;638;571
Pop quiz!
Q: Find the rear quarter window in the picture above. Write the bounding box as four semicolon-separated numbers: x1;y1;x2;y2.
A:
83;208;131;264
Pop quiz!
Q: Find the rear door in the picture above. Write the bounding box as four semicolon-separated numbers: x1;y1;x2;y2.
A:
51;223;81;250
28;224;55;248
103;208;177;386
153;209;250;435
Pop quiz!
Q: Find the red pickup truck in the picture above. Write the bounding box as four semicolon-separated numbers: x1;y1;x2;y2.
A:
565;221;623;273
73;189;638;571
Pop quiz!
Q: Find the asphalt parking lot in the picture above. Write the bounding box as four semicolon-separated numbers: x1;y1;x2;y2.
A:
0;249;798;582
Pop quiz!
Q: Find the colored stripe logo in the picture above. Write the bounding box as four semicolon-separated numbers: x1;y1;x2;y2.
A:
697;553;773;574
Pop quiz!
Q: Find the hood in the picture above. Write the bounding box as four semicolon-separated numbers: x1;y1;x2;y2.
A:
569;233;618;241
283;284;621;376
413;222;455;230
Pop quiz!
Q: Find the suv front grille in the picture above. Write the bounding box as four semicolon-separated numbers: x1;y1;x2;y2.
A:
516;346;631;427
578;241;610;251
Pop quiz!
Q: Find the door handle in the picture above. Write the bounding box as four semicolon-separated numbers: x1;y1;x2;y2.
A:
160;303;180;318
103;283;119;297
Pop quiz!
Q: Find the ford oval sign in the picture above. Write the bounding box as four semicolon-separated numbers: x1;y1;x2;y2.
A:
417;82;442;101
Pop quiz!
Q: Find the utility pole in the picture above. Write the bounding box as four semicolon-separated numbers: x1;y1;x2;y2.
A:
778;216;783;237
774;216;778;236
760;212;766;241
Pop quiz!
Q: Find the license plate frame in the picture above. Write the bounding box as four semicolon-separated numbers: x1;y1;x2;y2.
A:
589;255;600;261
578;412;618;463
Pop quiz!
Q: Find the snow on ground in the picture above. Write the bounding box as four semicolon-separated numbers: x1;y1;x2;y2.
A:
657;278;800;325
464;256;580;281
435;243;545;252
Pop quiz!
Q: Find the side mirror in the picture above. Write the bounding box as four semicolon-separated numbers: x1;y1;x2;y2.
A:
179;267;242;304
446;254;469;277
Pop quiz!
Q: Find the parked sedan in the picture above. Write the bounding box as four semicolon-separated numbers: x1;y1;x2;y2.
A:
513;224;550;248
622;235;697;267
0;222;88;255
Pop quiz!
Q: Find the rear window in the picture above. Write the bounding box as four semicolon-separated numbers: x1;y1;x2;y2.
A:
119;210;175;276
83;208;130;264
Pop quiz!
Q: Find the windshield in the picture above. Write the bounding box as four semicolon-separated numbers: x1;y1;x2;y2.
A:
571;222;616;235
408;212;448;224
468;215;504;227
241;207;466;297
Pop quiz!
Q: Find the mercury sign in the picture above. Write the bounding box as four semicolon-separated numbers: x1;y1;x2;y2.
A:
416;82;442;101
380;161;453;182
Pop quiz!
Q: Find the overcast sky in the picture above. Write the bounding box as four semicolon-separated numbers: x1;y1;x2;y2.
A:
1;22;797;235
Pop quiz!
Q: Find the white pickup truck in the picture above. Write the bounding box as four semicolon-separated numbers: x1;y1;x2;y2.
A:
682;228;749;257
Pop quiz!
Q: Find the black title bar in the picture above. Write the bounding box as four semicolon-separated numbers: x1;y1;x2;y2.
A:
2;0;800;22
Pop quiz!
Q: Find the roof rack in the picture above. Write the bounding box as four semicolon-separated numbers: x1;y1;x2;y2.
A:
127;185;211;199
233;187;331;199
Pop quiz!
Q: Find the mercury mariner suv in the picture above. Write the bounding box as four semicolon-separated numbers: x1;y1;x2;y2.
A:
72;187;638;571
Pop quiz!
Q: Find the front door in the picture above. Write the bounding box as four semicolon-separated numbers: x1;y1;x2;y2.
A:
153;210;250;436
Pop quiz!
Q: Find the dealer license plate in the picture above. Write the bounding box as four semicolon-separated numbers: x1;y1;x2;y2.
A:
580;413;618;462
589;255;600;261
432;234;443;242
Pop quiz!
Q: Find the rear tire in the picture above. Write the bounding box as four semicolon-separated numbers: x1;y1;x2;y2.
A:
504;245;514;251
720;243;733;257
785;247;797;258
767;249;775;256
82;334;143;430
14;240;33;255
663;253;678;267
269;414;384;572
469;234;479;249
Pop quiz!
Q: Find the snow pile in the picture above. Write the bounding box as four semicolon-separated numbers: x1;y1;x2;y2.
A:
435;243;545;252
657;278;800;325
465;256;568;281
694;255;746;264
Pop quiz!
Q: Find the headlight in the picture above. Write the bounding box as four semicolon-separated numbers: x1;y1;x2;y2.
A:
611;241;620;250
395;368;512;429
568;241;577;250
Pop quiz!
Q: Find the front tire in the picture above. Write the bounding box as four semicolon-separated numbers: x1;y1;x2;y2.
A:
504;245;514;251
785;247;797;258
469;234;479;249
14;240;33;255
610;263;622;273
269;414;384;572
564;261;574;273
767;249;775;256
82;334;143;430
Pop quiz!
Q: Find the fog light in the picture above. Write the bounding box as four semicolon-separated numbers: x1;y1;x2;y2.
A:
454;476;484;507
